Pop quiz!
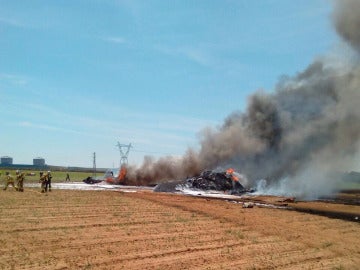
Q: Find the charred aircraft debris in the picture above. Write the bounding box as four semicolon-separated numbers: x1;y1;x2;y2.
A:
154;168;255;195
184;170;249;194
83;176;102;184
82;164;254;195
83;165;128;185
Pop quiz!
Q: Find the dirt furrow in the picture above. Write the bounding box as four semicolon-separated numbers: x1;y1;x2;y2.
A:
0;189;359;269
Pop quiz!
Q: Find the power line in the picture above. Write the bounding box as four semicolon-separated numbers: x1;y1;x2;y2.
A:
131;148;176;156
115;142;178;162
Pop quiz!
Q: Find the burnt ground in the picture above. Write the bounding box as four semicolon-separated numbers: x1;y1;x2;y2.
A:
290;190;360;222
155;178;360;223
319;189;360;206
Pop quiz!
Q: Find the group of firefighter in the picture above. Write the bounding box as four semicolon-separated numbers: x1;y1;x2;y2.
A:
2;170;52;193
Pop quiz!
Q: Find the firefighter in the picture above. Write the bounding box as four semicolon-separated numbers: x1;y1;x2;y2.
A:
15;170;25;192
45;171;52;192
39;171;47;193
3;172;16;191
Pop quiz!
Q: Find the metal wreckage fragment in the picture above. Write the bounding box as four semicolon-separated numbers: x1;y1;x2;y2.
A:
154;168;254;194
184;170;251;195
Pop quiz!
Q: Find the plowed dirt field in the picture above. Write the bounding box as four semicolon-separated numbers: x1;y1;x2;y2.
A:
0;189;359;269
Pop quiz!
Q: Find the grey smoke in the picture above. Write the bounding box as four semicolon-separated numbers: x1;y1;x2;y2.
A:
333;0;360;52
127;0;360;199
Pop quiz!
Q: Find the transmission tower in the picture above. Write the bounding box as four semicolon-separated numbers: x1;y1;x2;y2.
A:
116;142;132;167
92;152;96;178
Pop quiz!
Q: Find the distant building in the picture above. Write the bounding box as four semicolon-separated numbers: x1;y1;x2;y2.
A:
1;156;13;165
33;157;45;166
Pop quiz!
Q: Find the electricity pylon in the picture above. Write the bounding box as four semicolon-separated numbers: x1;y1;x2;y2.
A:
116;142;132;167
92;152;96;178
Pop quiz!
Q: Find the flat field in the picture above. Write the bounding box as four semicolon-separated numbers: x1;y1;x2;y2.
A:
0;189;359;270
0;170;97;183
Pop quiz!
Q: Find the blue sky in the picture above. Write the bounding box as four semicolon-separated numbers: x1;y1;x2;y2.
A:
0;0;338;168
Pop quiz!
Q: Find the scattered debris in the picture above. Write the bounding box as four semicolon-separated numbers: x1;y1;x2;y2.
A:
242;202;254;208
83;177;103;184
153;180;183;192
277;197;296;203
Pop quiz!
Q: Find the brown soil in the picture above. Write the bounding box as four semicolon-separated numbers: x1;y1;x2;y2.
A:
0;189;359;269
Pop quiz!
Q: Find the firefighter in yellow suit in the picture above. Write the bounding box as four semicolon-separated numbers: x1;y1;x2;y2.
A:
39;171;48;193
3;172;16;191
15;170;25;192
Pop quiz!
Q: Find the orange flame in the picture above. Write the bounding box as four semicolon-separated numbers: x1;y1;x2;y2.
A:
118;165;127;181
226;168;238;181
105;165;127;184
226;168;234;174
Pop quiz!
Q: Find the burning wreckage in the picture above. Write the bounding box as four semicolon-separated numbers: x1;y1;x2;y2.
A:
155;168;255;195
83;165;253;196
83;165;128;185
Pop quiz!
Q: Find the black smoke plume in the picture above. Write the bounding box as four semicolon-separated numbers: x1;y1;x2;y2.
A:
127;0;360;199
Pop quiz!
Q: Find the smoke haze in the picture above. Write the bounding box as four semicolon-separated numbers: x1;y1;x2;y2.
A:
127;0;360;199
333;0;360;52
